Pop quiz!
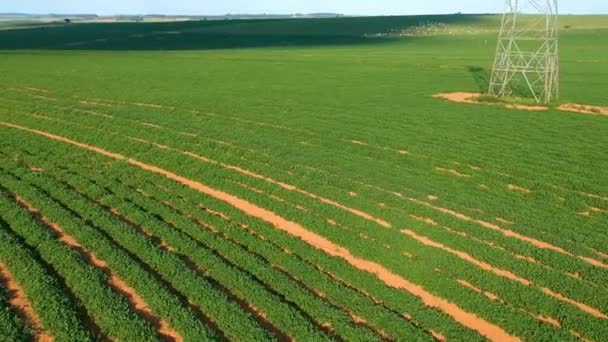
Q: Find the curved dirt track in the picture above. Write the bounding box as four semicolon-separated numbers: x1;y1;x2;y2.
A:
15;195;182;342
0;121;520;342
409;198;608;269
0;261;53;342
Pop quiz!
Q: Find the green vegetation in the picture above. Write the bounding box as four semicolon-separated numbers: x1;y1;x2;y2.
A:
0;14;607;341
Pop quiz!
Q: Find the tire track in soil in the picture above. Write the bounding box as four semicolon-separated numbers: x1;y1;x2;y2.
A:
84;172;455;341
104;204;293;342
402;229;531;286
125;136;390;228
455;280;564;329
4;116;605;286
157;200;378;341
9;103;599;256
60;168;331;341
0;260;54;342
401;229;608;320
409;198;608;269
407;214;599;287
6;91;607;209
0;122;520;342
36;173;230;341
150;187;438;341
13;194;182;342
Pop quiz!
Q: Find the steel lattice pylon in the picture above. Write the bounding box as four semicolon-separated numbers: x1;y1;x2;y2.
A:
489;0;559;103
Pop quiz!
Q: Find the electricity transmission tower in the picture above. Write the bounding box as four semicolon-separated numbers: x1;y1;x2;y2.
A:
489;0;559;103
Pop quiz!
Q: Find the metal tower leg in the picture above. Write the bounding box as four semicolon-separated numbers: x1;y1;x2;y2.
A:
489;0;559;104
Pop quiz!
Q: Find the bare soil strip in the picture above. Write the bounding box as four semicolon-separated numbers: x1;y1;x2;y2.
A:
457;280;564;329
74;109;114;119
457;279;500;302
22;87;50;93
434;93;547;111
0;261;54;342
127;137;391;228
402;229;531;286
408;198;608;269
79;100;114;107
591;249;608;260
496;218;514;225
570;330;595;342
14;195;182;342
408;215;570;277
507;184;532;194
435;92;608;116
541;288;608;320
27;94;57;102
435;167;471;178
132;102;172;110
559;104;608;116
0;122;520;342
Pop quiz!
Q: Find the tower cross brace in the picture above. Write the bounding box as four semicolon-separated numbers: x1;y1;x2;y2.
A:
489;0;559;103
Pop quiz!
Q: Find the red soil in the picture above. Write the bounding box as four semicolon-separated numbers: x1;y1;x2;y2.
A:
409;215;439;226
570;330;595;342
559;104;608;116
495;218;514;225
0;261;53;342
541;287;608;320
504;104;547;111
0;122;520;342
351;140;368;146
79;100;114;107
435;167;471;178
408;198;608;269
436;92;608;117
434;92;547;111
22;86;50;93
402;229;531;286
15;195;181;342
507;184;532;194
433;92;480;104
457;279;500;302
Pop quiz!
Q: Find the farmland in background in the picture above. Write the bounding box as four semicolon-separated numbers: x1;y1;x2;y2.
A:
0;14;607;341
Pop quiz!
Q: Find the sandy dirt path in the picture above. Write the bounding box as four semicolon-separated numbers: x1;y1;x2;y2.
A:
0;121;520;342
0;261;54;342
14;195;182;342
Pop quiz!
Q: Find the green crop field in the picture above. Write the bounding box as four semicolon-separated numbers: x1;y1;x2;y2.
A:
0;14;607;341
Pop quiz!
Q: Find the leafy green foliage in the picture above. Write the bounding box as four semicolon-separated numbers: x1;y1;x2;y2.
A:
0;14;607;341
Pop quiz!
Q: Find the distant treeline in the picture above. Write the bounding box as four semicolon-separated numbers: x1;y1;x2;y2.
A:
0;13;345;21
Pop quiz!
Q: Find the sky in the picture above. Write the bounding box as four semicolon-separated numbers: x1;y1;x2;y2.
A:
2;0;607;16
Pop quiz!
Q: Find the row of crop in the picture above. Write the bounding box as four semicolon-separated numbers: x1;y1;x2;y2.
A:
0;164;274;341
98;159;590;342
97;173;443;341
9;84;607;244
3;102;605;279
80;128;607;340
64;165;402;341
18;142;439;341
0;257;30;341
0;214;95;341
2;96;606;274
2;130;489;341
6;141;388;341
6;109;606;304
3;91;605;256
77;155;598;341
0;181;161;341
5;80;604;205
2;114;603;339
